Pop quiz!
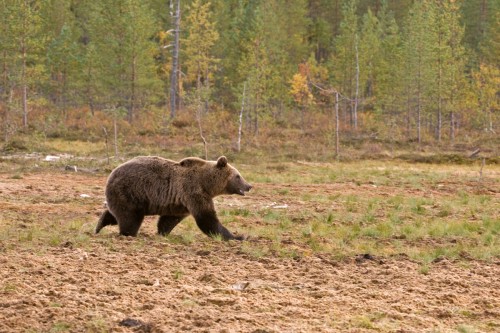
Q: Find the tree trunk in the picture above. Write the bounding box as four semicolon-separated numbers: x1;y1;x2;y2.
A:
450;111;455;141
129;55;136;122
237;83;246;153
254;106;259;135
86;56;95;116
4;88;13;142
436;22;442;142
335;91;340;159
480;0;488;36
21;35;28;128
113;113;119;157
169;0;181;119
62;70;68;122
102;127;110;165
489;108;493;132
196;70;207;159
301;106;305;132
204;66;209;113
253;90;259;135
437;102;442;142
353;35;359;130
406;83;411;139
417;64;422;144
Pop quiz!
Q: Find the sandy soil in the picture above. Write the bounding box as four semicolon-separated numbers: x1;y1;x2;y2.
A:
0;171;499;332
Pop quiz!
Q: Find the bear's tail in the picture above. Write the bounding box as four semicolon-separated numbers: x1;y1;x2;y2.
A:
95;210;118;234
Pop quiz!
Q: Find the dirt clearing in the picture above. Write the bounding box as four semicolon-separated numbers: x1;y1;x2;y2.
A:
0;168;499;332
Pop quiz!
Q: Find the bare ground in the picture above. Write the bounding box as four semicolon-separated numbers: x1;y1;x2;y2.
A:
0;171;499;332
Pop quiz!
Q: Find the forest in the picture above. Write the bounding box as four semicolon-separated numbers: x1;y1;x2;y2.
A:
1;2;499;331
0;0;499;158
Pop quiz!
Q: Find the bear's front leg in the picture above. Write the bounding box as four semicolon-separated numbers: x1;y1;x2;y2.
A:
194;211;244;241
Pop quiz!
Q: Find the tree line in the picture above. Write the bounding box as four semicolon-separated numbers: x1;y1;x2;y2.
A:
0;0;498;144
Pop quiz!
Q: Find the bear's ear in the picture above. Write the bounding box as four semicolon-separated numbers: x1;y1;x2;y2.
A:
216;156;228;168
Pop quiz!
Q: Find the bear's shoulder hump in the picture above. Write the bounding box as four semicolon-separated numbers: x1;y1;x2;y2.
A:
178;157;206;168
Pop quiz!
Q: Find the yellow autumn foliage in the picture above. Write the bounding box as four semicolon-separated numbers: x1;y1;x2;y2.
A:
290;73;313;105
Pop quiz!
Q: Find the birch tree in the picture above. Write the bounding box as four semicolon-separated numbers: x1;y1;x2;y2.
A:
169;0;180;119
290;63;314;131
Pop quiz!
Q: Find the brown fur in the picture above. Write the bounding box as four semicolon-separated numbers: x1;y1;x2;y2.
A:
95;156;252;240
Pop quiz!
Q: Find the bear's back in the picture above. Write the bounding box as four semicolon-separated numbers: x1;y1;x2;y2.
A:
105;156;190;215
110;156;176;180
106;156;180;198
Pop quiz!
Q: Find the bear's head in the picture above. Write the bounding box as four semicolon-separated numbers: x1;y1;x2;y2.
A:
180;156;252;197
215;156;252;196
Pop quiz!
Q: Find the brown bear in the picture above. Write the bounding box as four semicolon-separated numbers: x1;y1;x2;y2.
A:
95;155;252;240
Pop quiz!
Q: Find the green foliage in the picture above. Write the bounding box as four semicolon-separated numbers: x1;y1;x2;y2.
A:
86;0;161;120
329;0;359;114
183;0;219;91
0;0;498;143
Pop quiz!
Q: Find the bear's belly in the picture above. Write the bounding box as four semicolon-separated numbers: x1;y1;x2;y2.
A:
146;203;189;217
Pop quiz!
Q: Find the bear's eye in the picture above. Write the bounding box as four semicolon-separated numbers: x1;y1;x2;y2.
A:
236;175;241;179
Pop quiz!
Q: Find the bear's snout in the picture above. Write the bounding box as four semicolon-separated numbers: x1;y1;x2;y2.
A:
231;179;252;196
239;183;252;196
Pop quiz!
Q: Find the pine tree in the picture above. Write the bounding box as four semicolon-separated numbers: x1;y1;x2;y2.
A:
5;0;44;128
87;0;160;122
307;0;342;62
0;0;17;139
69;0;98;115
183;0;219;110
375;0;402;131
474;7;499;133
359;8;381;109
46;20;81;118
211;0;258;107
259;0;310;120
478;3;500;64
331;0;359;130
183;0;220;157
440;0;467;141
473;63;499;133
401;0;437;143
237;3;269;134
235;0;310;132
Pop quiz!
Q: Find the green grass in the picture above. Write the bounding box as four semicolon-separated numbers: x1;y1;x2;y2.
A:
1;157;498;263
457;324;477;333
49;322;71;333
233;160;500;262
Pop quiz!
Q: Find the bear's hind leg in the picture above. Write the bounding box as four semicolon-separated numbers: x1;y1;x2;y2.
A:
157;215;185;236
115;210;145;237
95;210;118;234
